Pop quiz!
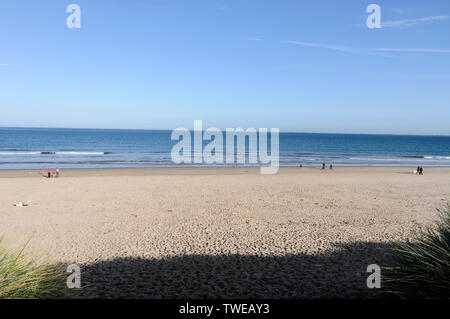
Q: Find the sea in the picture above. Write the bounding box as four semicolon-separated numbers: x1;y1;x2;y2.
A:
0;127;450;169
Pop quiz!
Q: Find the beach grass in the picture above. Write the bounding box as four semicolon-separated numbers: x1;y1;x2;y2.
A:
0;235;67;299
384;204;450;298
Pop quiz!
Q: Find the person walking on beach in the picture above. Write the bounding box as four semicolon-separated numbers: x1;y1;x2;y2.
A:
330;163;333;170
322;162;326;170
47;169;51;178
419;167;423;175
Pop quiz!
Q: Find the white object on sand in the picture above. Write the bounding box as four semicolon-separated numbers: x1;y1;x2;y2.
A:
14;202;28;207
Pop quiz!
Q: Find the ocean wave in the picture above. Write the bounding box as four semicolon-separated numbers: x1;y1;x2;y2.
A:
0;152;43;156
0;151;109;156
400;155;425;159
348;156;450;162
424;156;450;160
51;151;110;155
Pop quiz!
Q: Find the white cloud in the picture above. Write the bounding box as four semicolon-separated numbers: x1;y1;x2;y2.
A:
383;15;449;28
375;47;450;53
283;40;450;55
282;41;359;53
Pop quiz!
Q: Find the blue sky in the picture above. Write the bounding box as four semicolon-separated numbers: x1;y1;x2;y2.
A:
1;0;449;134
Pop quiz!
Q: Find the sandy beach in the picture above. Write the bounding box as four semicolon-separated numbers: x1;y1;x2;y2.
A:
0;166;449;298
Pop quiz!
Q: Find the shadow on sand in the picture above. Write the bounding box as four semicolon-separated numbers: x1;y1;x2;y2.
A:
77;242;395;299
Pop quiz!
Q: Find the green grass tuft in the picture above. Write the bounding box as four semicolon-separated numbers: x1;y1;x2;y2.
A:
384;204;450;298
0;236;67;299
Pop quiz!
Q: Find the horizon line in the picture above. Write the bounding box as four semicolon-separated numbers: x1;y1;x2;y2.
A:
0;126;449;137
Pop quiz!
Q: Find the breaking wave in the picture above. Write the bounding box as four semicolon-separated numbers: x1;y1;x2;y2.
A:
0;151;110;156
